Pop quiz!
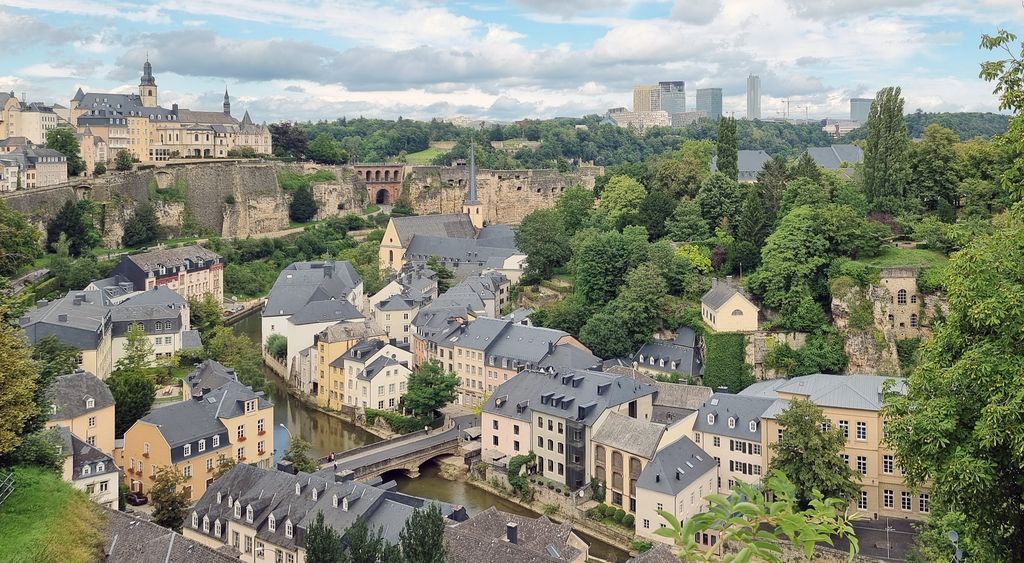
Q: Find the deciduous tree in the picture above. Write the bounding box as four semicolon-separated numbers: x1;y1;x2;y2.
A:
150;467;190;531
115;149;133;171
47;199;98;257
305;511;346;563
0;313;39;456
910;124;961;210
554;186;594;235
596;175;647;229
515;209;571;280
46;128;85;176
283;437;320;473
0;200;42;277
665;197;710;243
107;367;155;437
122;203;162;248
402;360;459;417
399;504;447;563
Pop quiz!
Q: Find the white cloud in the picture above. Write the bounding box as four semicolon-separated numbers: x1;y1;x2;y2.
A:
671;0;723;25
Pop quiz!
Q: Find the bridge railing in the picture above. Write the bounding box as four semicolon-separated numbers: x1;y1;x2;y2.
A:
351;439;461;477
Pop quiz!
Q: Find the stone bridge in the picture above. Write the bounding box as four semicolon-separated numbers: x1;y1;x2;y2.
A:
320;424;463;481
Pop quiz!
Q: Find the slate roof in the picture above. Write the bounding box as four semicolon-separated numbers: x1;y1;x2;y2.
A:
265;261;362;318
537;343;601;372
701;279;758;311
692;393;775;441
356;356;410;381
138;399;228;448
317;321;386;344
484;368;657;427
444;507;581;563
121;245;221;272
109;286;187;322
19;292;111;349
189;464;466;552
632;340;703;376
744;373;906;417
184;360;239;398
635;436;716;496
806;144;864;169
391;214;477;246
181;329;202;349
57;427;118;480
47;369;114;421
104;509;237;563
673;326;697;347
592;412;666;459
178;109;238;125
404;236;520;268
288;298;363;326
653;381;713;411
475;224;518;248
376;295;418;311
628;544;682;563
197;380;273;419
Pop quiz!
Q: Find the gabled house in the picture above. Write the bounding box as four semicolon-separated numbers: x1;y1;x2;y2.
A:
46;368;116;454
56;427;119;508
634;437;718;547
110;245;224;302
700;278;759;332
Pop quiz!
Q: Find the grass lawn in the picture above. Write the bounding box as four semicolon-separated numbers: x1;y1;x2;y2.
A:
856;246;948;270
404;146;443;164
0;465;106;563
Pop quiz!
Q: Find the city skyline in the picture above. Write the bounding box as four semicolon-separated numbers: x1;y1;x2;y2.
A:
0;0;1019;123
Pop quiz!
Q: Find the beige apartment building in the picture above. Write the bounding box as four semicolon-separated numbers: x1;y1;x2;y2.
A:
314;322;388;409
46;369;117;455
123;379;273;501
692;393;774;491
330;339;413;411
634;437;719;548
740;374;931;521
57;428;120;508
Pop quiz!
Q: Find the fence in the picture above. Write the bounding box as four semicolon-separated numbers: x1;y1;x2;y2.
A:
0;471;15;507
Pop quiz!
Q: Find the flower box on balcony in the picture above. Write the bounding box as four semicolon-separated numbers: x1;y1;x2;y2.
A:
258;430;266;436
142;452;150;458
237;436;247;442
239;457;247;462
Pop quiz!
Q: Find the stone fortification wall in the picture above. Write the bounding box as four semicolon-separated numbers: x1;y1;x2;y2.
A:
405;165;601;224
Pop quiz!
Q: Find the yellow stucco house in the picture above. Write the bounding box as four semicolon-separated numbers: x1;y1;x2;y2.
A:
46;369;116;455
701;278;759;332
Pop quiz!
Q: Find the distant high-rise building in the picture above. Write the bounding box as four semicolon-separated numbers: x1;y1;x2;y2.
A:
696;88;723;120
850;97;873;123
659;81;686;113
633;85;661;113
746;75;761;120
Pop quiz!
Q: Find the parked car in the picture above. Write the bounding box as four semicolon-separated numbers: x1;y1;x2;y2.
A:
126;492;148;506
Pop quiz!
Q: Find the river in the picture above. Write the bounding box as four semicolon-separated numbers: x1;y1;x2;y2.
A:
232;312;629;562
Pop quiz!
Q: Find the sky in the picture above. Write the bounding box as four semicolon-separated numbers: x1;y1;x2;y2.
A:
0;0;1019;123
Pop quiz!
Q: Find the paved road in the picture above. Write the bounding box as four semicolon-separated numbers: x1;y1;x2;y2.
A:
832;518;918;561
10;268;49;295
321;426;460;472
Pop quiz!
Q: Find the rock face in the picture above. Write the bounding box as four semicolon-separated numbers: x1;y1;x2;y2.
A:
746;331;808;380
0;160;599;248
831;283;902;376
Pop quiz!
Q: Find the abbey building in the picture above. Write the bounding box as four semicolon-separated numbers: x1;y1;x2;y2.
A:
69;60;272;166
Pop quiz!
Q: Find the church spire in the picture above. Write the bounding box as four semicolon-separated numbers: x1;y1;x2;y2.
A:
223;88;231;116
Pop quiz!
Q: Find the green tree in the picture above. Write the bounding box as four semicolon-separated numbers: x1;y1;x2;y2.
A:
696;173;744;231
884;219;1024;561
515;209;571;280
554;186;595;235
115;149;133;171
769;399;860;508
778;177;830;218
665;197;710;243
283;437;320;473
93;162;106;175
736;184;771;256
638;187;677;241
211;454;237;478
425;256;454;293
204;328;266;391
107;368;155;437
0;313;40;455
45;127;86;176
290;184;319;223
0;200;42;277
308;133;345;164
596;175;647;229
117;324;154;373
571;229;632;307
980;29;1024;112
305;511;346;563
345;517;385;563
579;309;634;359
48;233;100;292
399;504;447;563
716;116;739;181
150;467;190;532
402;360;459;417
863;87;911;212
10;427;65;472
266;334;288;361
188;294;224;337
26;335;80;433
655;471;859;563
791;151;822;182
47;199;98;257
608;263;668;351
122;203;162;248
909;123;961;210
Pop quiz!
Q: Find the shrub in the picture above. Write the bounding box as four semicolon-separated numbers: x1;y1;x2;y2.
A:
93;162;106;175
613;508;626;522
506;452;535;495
589;478;606;502
631;540;653;553
265;334;287;360
363;409;431;434
623;514;635;527
542;503;559;516
224;194;236;205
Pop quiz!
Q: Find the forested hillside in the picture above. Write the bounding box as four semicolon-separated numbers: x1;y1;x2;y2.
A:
843;110;1009;141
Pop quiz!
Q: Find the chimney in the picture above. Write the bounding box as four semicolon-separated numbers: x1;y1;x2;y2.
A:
36;299;48;309
58;314;68;322
506;522;518;544
324;261;335;279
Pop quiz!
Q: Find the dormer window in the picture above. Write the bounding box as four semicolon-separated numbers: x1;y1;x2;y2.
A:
96;462;104;472
268;514;276;532
184;444;191;457
217;492;222;504
50;404;57;415
728;417;736;429
192;512;198;528
294;483;301;496
85;397;95;409
203;515;210;532
82;465;91;476
246;505;253;523
285;520;293;539
707;413;715;425
749;421;757;432
233;501;241;518
312;488;318;501
332;495;338;508
214;520;221;537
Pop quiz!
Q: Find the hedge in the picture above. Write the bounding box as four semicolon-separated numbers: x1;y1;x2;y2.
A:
704;333;753;392
363;409;431;434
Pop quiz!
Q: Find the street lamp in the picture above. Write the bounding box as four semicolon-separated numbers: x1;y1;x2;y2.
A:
278;423;292;439
949;531;964;562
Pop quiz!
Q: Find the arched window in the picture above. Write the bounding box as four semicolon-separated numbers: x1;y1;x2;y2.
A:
910;314;918;328
612;471;623;491
82;465;91;476
707;413;715;425
897;289;907;305
595;445;606;462
731;309;744;316
194;134;199;142
612;451;623;472
728;417;736;429
97;462;104;472
749;421;757;432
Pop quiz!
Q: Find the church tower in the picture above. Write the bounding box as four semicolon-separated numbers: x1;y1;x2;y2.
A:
139;58;158;107
223;89;231;116
462;143;484;229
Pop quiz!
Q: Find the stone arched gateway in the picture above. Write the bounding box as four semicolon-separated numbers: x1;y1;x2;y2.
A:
353;163;403;206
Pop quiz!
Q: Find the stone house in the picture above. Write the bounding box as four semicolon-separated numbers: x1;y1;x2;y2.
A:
700;278;759;332
878;267;925;339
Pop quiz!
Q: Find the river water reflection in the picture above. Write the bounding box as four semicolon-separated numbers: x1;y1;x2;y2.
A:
232;312;628;562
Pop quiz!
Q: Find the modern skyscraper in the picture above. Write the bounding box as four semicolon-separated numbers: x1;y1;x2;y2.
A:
633;84;661;113
746;75;761;120
659;81;686;113
696;88;723;120
850;98;873;123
